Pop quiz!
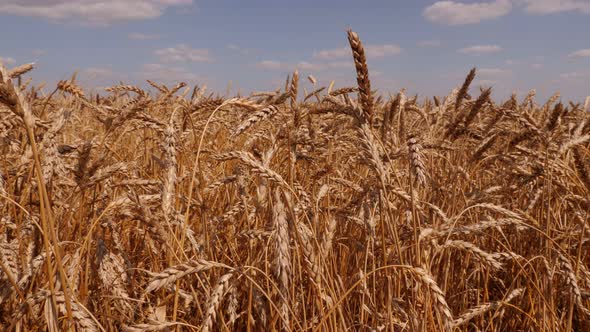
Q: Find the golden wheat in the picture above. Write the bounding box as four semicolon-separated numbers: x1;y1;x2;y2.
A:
0;30;589;331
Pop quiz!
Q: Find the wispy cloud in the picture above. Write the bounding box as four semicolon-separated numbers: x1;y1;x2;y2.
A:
83;67;115;79
458;44;503;55
155;44;212;63
0;0;193;26
478;68;512;76
521;0;590;14
295;61;324;71
560;71;586;79
0;56;16;65
417;40;442;47
423;0;590;26
313;47;350;60
313;44;401;60
128;32;161;40
256;60;283;70
298;61;351;71
474;68;511;87
31;49;46;57
505;57;544;69
475;79;498;86
367;44;403;58
568;49;590;58
423;0;512;25
77;66;125;89
504;59;519;65
226;44;251;55
256;60;351;71
140;63;202;83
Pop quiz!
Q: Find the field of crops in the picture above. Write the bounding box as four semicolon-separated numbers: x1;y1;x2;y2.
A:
1;30;589;331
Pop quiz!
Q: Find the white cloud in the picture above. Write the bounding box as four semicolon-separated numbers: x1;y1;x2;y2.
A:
313;44;401;60
423;0;512;25
296;61;323;71
140;63;201;83
313;47;350;60
77;66;127;89
417;40;442;47
504;58;543;69
297;61;351;71
521;0;590;14
257;60;283;70
475;79;498;86
155;44;212;63
367;44;402;58
256;60;351;71
0;56;16;65
423;0;590;26
326;61;352;69
83;67;115;79
478;68;512;76
226;44;251;55
31;49;46;57
128;32;161;40
0;0;193;26
458;44;503;55
226;44;240;50
568;49;590;58
560;71;585;79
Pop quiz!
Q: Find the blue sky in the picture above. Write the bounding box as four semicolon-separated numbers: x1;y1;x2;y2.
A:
0;0;589;102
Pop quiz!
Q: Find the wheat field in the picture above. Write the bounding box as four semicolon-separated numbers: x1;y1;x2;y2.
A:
1;30;589;331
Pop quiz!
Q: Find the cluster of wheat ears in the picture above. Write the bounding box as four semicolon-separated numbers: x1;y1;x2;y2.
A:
1;29;590;331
